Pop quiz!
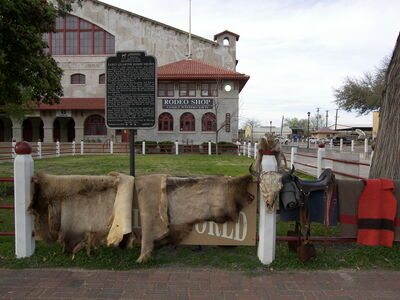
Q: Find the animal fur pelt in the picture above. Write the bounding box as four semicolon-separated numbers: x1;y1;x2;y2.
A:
134;174;253;262
255;133;287;173
30;172;253;263
29;173;135;258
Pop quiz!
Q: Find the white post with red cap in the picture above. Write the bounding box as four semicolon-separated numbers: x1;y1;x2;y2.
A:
14;141;35;258
257;150;278;265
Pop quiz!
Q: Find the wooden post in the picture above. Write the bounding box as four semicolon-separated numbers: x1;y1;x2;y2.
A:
208;140;212;155
80;140;84;155
142;141;146;155
14;141;35;258
72;140;76;156
317;143;325;178
247;142;251;158
56;140;60;157
290;147;297;169
175;140;179;155
37;140;42;159
351;140;355;152
340;138;343;151
253;142;258;159
110;141;114;154
257;154;278;265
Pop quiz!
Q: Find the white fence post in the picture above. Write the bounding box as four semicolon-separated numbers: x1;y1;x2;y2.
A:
175;140;179;155
247;142;251;158
80;140;84;155
37;140;42;159
364;138;368;153
56;140;60;157
12;140;16;159
317;144;326;178
208;141;212;155
253;142;258;159
340;138;343;151
351;140;355;152
110;141;114;154
142;141;146;155
72;140;76;156
243;142;247;156
257;154;278;265
329;139;333;150
237;142;241;156
13;141;35;258
290;147;297;169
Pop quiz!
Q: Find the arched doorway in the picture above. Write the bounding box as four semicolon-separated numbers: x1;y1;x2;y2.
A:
22;119;33;142
22;118;43;142
53;117;75;142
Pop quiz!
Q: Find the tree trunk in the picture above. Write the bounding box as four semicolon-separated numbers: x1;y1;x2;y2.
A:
369;33;400;179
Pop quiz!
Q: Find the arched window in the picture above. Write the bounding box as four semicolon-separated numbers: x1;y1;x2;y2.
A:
43;14;115;55
84;115;107;135
202;113;216;131
99;73;105;84
180;113;195;131
158;113;173;131
71;73;85;84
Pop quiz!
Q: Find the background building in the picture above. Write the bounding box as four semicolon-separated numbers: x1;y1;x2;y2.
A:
0;0;249;144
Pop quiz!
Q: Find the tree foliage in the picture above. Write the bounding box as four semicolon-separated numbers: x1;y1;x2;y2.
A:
334;58;389;115
0;0;78;118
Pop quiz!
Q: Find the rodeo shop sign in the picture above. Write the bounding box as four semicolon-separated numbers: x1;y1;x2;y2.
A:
162;98;213;109
106;51;157;128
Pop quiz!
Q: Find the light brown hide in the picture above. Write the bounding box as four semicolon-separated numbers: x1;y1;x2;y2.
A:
30;173;134;257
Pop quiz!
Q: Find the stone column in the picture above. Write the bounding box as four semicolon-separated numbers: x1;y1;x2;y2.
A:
11;118;22;141
41;116;54;143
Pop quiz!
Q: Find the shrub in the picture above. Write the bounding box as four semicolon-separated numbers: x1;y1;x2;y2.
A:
159;141;174;153
217;141;237;153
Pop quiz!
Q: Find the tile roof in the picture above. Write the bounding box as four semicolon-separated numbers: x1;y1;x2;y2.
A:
37;98;104;110
158;59;249;91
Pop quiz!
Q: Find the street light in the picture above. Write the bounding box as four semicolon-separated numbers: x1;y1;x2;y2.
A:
307;112;310;149
270;121;272;133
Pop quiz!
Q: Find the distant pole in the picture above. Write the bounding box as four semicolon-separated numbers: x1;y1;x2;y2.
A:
269;121;272;133
316;107;320;130
188;0;192;59
325;110;328;127
280;115;284;136
335;109;338;131
307;112;310;149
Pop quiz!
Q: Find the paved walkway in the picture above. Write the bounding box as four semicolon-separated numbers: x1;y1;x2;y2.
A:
0;268;399;299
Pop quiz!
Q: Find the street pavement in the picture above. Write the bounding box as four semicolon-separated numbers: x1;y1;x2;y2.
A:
1;268;399;299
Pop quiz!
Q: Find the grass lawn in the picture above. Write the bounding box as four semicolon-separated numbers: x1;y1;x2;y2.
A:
1;154;399;271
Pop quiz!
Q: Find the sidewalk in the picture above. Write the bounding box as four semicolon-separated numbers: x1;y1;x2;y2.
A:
1;268;399;299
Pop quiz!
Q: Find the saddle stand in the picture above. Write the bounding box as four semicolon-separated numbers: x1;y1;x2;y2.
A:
287;168;334;262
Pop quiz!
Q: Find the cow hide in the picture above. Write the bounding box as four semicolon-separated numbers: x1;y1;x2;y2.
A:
135;174;253;262
29;173;135;258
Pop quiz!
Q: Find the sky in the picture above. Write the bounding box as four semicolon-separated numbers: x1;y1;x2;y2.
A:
100;0;400;128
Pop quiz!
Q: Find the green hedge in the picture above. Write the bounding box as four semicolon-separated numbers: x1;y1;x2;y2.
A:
159;141;174;153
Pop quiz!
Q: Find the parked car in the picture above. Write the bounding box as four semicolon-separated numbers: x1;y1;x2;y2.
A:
308;137;318;144
317;138;330;144
332;136;352;146
275;136;290;145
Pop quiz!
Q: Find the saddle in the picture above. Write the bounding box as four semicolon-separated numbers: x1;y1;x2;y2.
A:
282;167;335;262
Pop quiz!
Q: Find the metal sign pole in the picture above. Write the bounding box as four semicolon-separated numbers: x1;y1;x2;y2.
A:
130;130;135;176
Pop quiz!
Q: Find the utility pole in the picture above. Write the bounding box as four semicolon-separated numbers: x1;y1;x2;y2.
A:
280;115;284;136
316;107;320;130
269;121;272;133
325;110;328;127
335;109;338;131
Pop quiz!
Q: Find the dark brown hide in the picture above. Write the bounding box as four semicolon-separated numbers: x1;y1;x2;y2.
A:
136;174;253;262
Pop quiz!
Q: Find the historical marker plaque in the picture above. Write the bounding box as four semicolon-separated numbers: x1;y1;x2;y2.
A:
106;52;156;128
